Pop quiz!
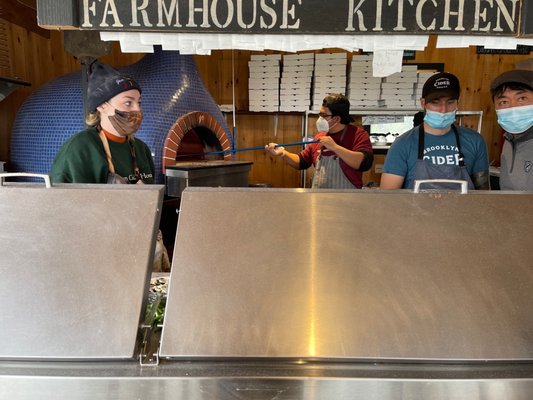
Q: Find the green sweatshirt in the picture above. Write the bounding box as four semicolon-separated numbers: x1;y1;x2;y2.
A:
50;126;155;184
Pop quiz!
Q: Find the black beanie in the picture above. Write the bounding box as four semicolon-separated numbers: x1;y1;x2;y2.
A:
87;61;141;112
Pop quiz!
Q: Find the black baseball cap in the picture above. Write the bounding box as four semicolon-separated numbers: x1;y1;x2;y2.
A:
422;72;460;102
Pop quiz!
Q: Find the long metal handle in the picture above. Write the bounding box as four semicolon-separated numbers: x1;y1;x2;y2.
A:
413;179;468;194
176;139;319;158
0;173;51;188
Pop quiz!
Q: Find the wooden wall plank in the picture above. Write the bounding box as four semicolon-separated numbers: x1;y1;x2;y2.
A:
232;113;302;187
0;0;50;38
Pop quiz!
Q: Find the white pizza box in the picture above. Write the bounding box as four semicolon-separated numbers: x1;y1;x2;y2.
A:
250;54;282;61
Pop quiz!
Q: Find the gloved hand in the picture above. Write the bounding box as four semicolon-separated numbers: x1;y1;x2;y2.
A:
265;143;285;157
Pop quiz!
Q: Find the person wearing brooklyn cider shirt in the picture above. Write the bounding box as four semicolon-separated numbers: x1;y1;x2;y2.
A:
265;94;373;189
380;72;489;190
51;61;155;184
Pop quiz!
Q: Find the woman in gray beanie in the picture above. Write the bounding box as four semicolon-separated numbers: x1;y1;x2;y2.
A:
51;61;155;184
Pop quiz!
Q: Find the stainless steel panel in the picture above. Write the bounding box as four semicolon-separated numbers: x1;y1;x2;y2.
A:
161;188;533;361
1;360;533;400
0;183;165;360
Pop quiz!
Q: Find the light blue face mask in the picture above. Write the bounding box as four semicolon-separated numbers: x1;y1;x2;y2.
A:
423;109;457;130
496;104;533;134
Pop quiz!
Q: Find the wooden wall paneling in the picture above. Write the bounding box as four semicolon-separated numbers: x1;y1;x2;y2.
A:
215;50;250;111
28;29;49;87
217;50;238;107
0;0;49;38
0;20;11;76
49;31;79;77
99;42;143;67
0;19;12;162
9;24;30;81
233;50;250;111
0;23;31;164
0;98;15;162
232;113;302;187
477;52;500;164
195;50;249;109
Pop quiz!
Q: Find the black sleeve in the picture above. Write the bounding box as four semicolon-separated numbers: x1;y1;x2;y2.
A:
298;154;312;170
358;150;374;172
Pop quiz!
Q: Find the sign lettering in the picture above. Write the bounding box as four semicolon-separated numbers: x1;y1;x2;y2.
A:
75;0;521;35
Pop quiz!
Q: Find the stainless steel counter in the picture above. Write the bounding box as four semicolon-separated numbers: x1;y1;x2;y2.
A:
2;185;532;399
1;359;532;399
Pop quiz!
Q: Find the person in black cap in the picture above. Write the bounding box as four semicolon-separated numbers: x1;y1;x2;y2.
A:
51;61;155;184
490;69;533;190
381;72;489;190
265;94;373;189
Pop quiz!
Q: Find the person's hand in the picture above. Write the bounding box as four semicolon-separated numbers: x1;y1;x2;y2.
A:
265;143;285;157
318;135;337;151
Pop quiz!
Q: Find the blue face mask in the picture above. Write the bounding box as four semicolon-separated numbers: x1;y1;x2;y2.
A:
423;109;457;129
496;104;533;134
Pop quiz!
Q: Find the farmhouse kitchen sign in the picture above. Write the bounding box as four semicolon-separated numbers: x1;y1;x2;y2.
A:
38;0;529;36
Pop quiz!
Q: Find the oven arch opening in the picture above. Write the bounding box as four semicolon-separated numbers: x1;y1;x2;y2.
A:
162;111;232;173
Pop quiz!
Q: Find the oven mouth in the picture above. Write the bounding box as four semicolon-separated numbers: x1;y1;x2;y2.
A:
162;111;232;174
175;126;224;162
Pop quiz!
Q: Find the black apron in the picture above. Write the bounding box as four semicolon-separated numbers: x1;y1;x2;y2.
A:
412;124;475;190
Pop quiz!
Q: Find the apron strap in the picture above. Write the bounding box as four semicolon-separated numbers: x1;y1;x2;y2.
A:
127;136;141;180
99;130;116;174
99;130;141;181
418;123;465;166
451;125;466;167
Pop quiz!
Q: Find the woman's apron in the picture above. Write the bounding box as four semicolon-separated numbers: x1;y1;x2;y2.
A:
412;124;475;190
99;130;142;184
311;129;355;189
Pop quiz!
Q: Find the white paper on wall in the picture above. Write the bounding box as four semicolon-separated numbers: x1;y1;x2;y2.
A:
372;50;404;78
436;35;533;49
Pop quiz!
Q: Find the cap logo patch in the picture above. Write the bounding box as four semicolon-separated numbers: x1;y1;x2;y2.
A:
115;77;135;89
434;78;450;88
